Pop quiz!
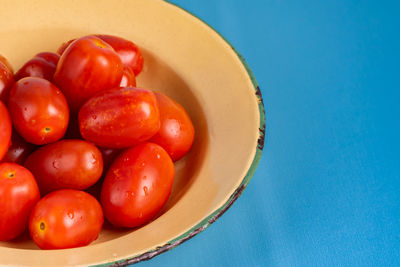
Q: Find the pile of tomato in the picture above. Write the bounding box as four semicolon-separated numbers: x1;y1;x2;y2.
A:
0;35;194;249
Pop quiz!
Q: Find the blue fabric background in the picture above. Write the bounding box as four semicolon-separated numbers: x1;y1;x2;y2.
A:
135;1;400;266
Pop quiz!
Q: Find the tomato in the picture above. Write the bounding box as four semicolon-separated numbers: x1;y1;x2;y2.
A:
150;92;195;161
24;139;103;194
95;34;143;76
0;163;40;241
15;52;60;82
8;77;69;145
29;189;103;249
0;54;14;103
119;65;136;87
0;101;12;161
2;131;36;164
79;87;160;148
101;142;175;228
54;35;123;113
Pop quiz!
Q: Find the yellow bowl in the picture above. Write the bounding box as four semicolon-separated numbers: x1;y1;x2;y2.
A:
0;0;265;265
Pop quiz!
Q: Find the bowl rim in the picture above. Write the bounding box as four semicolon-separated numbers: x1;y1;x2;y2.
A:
95;1;266;266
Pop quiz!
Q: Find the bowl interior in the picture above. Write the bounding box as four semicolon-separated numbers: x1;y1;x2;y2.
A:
0;0;261;266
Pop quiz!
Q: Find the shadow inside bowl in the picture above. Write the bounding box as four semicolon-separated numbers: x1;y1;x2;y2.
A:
0;34;209;249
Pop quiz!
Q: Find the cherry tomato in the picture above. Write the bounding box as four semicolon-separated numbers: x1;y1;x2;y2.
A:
0;162;40;241
24;139;103;194
101;142;175;228
150;92;195;161
29;189;103;249
79;87;160;148
54;35;123;113
8;77;69;145
95;34;143;76
0;101;12;161
120;65;136;87
2;131;36;164
0;54;14;103
15;52;60;82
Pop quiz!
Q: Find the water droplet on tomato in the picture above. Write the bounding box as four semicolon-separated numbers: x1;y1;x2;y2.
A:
52;161;60;169
143;186;149;196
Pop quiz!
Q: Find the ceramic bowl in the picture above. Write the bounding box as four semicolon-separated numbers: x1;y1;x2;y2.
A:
0;0;265;265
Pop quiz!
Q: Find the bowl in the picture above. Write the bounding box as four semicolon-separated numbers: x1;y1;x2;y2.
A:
0;0;265;265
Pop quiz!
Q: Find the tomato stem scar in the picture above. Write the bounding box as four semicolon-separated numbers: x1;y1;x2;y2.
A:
44;127;51;133
40;222;45;230
7;172;15;178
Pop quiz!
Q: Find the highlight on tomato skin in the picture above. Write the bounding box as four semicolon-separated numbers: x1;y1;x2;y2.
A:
0;101;12;161
7;77;70;145
150;92;195;161
28;189;104;250
101;142;175;228
0;162;40;241
0;54;14;103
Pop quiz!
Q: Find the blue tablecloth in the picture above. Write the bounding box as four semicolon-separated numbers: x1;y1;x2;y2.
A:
136;1;400;266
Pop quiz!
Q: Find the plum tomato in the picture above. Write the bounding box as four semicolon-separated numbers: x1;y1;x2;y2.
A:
2;131;36;165
95;34;144;76
0;162;40;241
101;142;175;228
0;54;14;103
119;65;136;87
29;189;103;249
53;35;123;113
24;139;103;194
0;101;12;161
150;92;195;161
8;77;69;145
15;52;60;82
79;87;160;148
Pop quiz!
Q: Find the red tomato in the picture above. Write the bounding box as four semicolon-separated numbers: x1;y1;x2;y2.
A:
150;92;195;161
15;52;60;82
0;101;12;161
101;142;175;228
95;34;144;76
24;139;103;194
29;189;103;249
120;65;136;87
2;131;36;164
8;77;69;145
54;35;123;113
0;54;14;103
79;87;160;148
0;162;40;241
